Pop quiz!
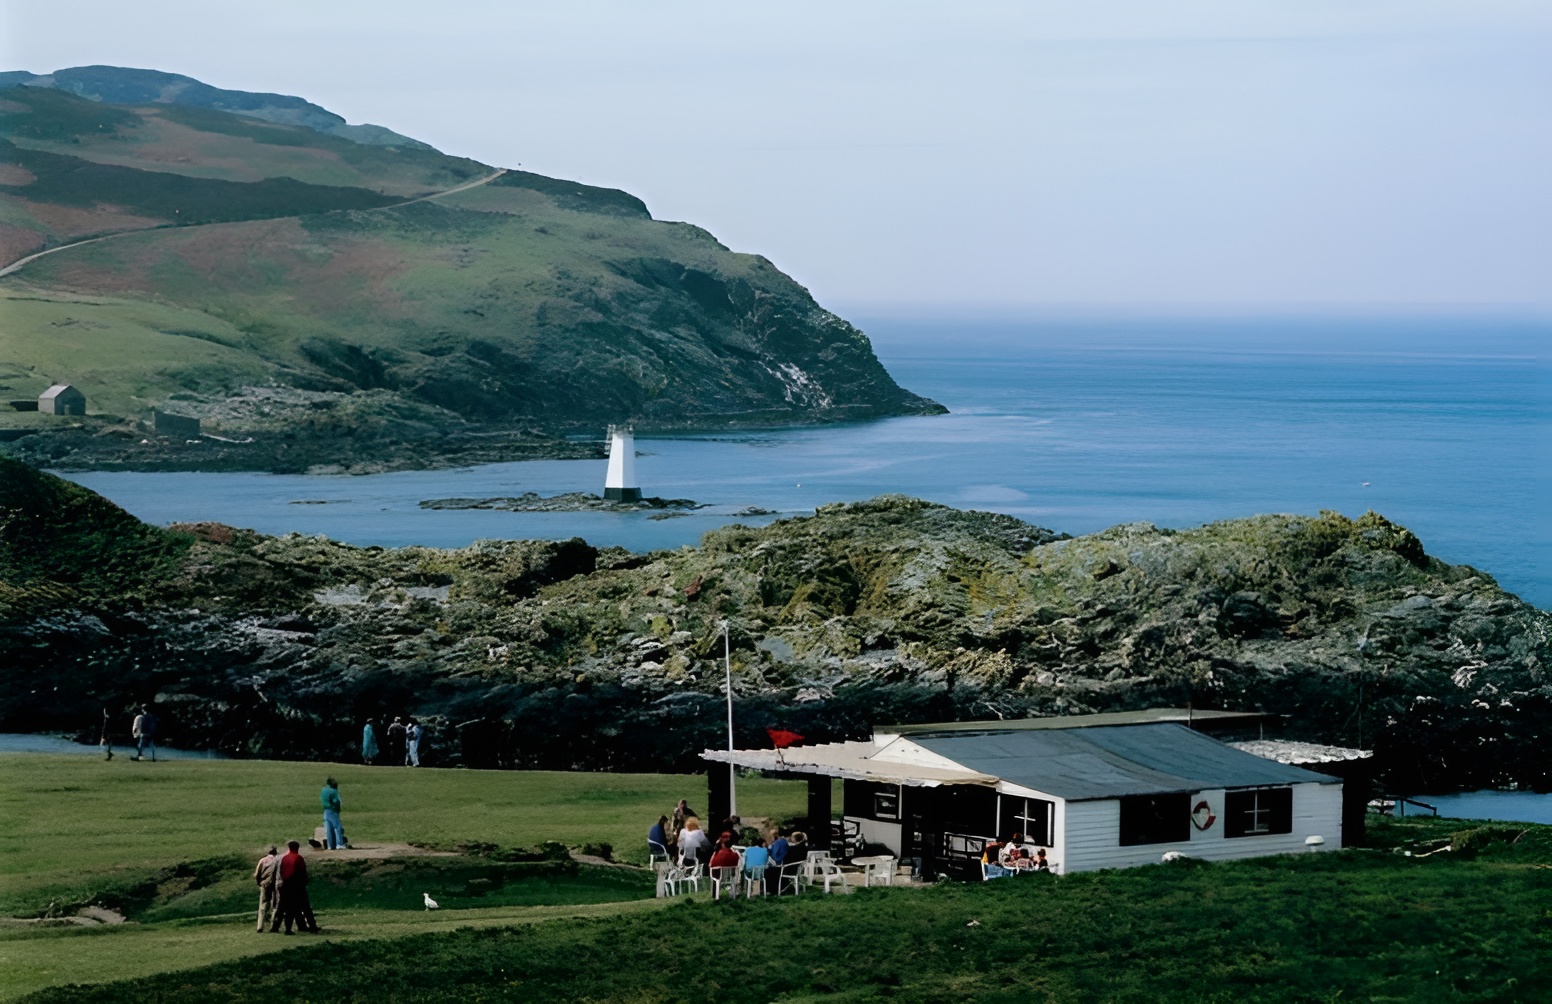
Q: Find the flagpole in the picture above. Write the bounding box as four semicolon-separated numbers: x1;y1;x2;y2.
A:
722;619;736;817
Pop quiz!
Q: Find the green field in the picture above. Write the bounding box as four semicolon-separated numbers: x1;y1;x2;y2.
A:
3;754;1550;1002
0;754;811;999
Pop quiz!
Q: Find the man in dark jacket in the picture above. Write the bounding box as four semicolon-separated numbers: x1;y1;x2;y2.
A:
386;718;407;765
271;840;320;934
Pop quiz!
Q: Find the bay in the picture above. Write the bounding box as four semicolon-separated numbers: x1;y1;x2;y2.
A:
1408;790;1552;825
61;315;1550;608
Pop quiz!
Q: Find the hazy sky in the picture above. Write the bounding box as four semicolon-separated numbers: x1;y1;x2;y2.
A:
5;1;1549;313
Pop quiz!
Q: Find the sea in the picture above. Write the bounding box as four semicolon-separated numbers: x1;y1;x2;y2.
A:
60;313;1550;608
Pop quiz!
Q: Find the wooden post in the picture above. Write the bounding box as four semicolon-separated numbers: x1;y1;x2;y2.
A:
707;762;732;836
807;775;832;851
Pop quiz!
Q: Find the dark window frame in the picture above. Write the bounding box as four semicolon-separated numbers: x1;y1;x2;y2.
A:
1118;792;1191;846
1001;795;1055;846
1223;787;1294;838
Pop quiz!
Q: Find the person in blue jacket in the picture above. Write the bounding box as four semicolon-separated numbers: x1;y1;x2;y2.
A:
321;777;348;850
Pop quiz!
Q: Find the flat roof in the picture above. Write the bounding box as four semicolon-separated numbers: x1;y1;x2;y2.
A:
881;708;1272;737
912;723;1337;801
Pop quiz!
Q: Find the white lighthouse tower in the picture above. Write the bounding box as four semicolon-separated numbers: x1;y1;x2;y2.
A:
604;424;641;501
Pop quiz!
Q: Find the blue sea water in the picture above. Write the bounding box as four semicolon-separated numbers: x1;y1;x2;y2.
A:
61;315;1550;608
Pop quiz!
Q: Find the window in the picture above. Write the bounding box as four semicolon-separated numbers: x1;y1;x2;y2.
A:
1001;796;1055;845
1118;793;1190;845
1224;788;1293;838
843;780;902;821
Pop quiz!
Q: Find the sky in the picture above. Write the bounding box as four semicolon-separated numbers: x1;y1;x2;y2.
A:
4;1;1549;314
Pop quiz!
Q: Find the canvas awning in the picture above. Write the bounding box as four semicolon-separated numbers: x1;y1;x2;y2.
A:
700;741;997;788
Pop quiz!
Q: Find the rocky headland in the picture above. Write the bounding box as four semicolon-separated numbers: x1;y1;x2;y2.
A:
1;456;1546;792
0;68;942;474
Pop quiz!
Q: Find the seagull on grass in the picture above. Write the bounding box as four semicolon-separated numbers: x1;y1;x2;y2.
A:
423;892;440;911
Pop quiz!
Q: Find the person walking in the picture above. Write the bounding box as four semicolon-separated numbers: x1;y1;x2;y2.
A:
405;720;422;767
320;777;348;850
253;846;280;932
131;705;158;761
361;720;379;765
98;707;114;761
271;840;320;934
386;717;407;765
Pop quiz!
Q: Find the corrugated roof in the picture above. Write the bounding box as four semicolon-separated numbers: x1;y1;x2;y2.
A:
1231;739;1373;765
881;708;1271;736
913;723;1337;801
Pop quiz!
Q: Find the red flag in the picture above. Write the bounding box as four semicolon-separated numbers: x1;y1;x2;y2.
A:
766;727;805;749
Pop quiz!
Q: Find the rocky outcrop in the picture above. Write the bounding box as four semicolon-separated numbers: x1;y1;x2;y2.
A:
1;459;1546;788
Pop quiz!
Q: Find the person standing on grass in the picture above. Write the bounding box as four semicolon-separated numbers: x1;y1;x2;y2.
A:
272;840;320;934
131;705;158;761
321;777;348;850
254;845;280;932
98;707;115;761
386;717;407;764
405;719;422;767
362;720;379;765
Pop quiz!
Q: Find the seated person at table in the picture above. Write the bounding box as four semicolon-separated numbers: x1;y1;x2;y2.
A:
677;818;710;865
1034;848;1051;871
786;830;809;861
709;836;741;871
743;836;771;875
981;840;1011;878
1002;832;1034;870
769;830;789;866
648;815;670;858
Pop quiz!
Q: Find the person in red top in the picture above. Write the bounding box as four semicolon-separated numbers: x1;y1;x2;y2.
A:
708;839;740;870
708;834;741;899
271;840;320;934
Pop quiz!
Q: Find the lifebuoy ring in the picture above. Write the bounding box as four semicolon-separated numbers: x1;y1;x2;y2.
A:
1191;799;1217;831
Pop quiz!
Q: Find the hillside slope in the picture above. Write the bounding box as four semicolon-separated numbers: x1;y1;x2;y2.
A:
2;458;1545;790
0;70;942;472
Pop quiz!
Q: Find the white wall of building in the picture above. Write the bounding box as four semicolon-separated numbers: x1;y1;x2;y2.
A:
1061;782;1342;874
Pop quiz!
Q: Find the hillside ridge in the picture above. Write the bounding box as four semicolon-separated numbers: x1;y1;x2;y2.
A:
0;69;943;472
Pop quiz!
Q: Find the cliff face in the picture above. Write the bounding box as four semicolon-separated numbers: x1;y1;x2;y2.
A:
2;459;1546;789
0;72;941;472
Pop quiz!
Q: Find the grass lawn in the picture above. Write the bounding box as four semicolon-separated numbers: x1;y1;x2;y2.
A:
5;753;1550;1003
0;753;809;999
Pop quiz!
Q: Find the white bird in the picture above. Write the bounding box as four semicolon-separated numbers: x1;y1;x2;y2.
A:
423;892;439;911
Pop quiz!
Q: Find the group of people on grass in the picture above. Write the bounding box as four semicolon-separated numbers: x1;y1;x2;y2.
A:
981;831;1052;878
649;800;811;894
251;776;353;933
360;717;426;766
97;705;158;761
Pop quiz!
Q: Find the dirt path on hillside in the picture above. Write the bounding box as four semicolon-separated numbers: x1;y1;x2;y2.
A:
0;169;509;278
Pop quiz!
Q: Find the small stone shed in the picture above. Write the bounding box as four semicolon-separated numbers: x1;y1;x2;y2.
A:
39;384;86;416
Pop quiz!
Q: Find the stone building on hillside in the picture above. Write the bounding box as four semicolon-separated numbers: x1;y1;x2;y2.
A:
39;384;85;415
153;409;202;438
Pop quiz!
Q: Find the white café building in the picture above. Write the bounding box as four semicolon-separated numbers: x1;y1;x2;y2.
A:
702;709;1351;877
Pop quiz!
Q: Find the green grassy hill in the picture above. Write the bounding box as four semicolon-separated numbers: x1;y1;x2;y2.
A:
0;71;941;472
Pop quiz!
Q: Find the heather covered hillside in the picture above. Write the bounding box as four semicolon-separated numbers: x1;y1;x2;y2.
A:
0;69;941;473
2;458;1546;791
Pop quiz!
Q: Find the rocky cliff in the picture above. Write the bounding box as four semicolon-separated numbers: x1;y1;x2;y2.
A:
1;458;1545;790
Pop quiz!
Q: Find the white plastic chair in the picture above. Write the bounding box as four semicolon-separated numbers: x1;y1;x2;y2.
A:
808;856;849;894
776;860;808;896
669;860;703;895
709;865;740;900
862;856;897;887
741;865;768;898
